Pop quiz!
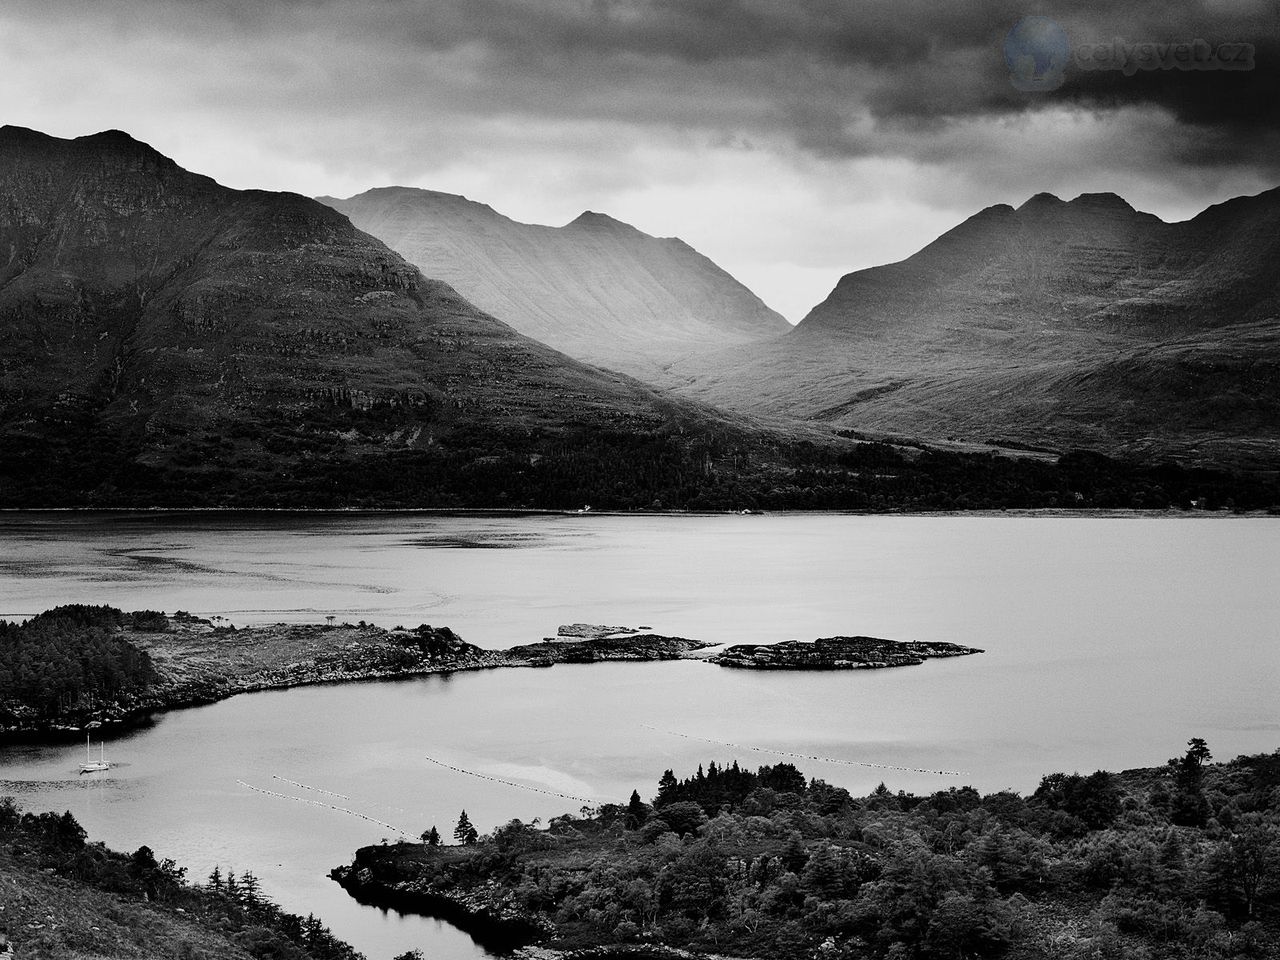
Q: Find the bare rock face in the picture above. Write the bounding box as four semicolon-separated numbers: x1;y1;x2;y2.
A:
318;187;790;379
0;127;748;506
670;188;1280;467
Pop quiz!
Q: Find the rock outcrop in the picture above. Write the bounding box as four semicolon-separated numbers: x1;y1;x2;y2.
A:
332;848;552;949
709;636;983;670
505;634;710;666
555;623;639;639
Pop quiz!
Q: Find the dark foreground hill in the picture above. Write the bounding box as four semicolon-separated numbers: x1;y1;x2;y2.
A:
319;187;790;379
0;126;771;507
670;189;1280;468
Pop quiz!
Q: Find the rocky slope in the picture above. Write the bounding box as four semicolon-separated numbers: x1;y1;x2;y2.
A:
670;189;1280;467
0;127;757;507
708;635;983;670
318;187;790;378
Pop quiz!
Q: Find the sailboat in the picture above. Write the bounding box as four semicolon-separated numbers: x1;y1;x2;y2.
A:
80;734;110;774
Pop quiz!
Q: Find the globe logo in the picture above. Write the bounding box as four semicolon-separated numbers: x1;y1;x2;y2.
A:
1004;16;1071;92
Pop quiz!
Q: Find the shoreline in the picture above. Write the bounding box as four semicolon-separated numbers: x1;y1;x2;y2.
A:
1;506;1275;519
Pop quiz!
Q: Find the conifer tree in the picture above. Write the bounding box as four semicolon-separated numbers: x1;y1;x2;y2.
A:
626;789;648;829
454;810;478;845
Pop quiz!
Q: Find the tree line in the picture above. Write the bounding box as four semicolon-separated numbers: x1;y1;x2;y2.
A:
4;402;1280;511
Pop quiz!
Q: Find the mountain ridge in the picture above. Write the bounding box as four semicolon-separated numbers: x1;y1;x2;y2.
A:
319;186;791;378
0;127;771;507
669;184;1280;466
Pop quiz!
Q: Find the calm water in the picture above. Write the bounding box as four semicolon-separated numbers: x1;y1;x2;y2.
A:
1;512;1278;960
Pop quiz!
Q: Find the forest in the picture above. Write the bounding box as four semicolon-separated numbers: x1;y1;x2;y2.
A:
0;605;159;724
3;403;1280;511
344;741;1280;960
0;797;361;960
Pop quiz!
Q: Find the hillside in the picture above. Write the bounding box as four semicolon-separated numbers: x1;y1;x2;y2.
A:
669;189;1280;467
319;187;790;378
0;798;360;960
0;126;761;507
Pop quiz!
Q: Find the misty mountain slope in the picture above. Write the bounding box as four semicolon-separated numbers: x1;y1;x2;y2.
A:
0;127;766;505
669;189;1280;465
318;187;790;378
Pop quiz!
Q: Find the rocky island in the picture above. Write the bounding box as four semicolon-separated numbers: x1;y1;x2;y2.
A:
506;624;705;666
708;635;982;670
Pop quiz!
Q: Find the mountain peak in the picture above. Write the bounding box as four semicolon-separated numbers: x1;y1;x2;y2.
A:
565;210;637;233
82;128;145;145
0;125;54;145
323;186;502;221
1069;191;1135;212
0;126;177;176
1017;192;1066;211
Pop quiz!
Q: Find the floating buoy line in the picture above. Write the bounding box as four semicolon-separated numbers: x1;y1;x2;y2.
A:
424;756;596;804
271;775;350;801
237;779;412;837
645;726;969;778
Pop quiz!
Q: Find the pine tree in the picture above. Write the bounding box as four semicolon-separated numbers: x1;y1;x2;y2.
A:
657;769;678;801
626;789;648;829
422;825;441;847
207;864;222;891
241;870;261;904
454;810;478;845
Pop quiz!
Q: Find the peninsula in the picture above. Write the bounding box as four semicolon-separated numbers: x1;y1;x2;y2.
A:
0;607;981;739
0;606;708;739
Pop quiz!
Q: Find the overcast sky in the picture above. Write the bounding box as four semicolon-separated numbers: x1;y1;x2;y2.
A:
3;0;1278;320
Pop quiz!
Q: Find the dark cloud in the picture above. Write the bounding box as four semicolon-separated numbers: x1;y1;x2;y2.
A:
10;0;1277;161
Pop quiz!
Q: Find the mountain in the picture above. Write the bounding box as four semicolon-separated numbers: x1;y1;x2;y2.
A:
317;187;790;377
0;127;761;507
669;189;1280;466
